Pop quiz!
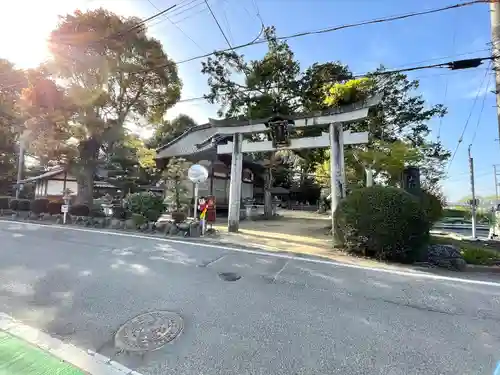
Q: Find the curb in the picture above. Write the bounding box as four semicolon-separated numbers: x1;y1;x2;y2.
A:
0;312;141;375
466;265;500;273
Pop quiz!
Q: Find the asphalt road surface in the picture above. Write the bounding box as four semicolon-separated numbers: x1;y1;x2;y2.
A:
0;220;499;375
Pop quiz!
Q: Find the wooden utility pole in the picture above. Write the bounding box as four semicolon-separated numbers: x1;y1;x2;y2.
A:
490;0;500;146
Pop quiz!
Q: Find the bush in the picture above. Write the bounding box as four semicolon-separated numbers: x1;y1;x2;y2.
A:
431;236;500;265
420;190;444;224
335;186;430;262
131;213;146;227
111;206;132;220
89;208;106;218
144;209;162;223
30;198;49;215
17;199;31;212
9;199;18;211
69;204;90;217
171;211;187;223
47;201;63;215
0;196;10;210
124;192;165;221
443;208;470;219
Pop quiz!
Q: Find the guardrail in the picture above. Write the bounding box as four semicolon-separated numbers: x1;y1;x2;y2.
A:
433;223;490;230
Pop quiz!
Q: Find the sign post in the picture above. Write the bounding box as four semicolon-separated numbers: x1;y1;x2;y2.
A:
62;194;71;224
187;164;209;235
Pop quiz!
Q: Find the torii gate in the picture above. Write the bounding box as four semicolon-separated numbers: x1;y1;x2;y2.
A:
197;95;381;233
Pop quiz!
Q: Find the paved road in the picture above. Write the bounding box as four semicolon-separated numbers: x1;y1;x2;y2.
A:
0;221;499;375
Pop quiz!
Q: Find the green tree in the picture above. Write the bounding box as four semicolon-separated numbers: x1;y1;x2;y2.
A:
322;70;449;189
106;132;158;193
24;8;181;205
161;157;190;212
147;114;197;149
0;59;28;194
202;27;351;215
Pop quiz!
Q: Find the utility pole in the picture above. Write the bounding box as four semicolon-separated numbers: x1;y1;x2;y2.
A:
15;141;24;199
490;0;500;146
469;145;477;239
495;165;500;207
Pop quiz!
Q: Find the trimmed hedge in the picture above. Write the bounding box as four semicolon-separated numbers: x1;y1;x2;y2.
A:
335;186;430;262
9;199;18;211
111;206;132;220
18;199;31;211
124;192;165;221
0;197;10;210
443;208;469;219
89;208;106;218
144;209;162;223
69;204;90;217
47;201;63;215
420;190;444;225
131;213;147;227
30;198;49;215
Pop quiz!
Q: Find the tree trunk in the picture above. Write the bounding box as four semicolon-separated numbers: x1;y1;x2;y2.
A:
76;163;94;206
174;180;181;211
263;168;273;218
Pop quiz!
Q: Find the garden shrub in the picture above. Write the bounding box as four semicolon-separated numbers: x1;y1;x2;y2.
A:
69;204;90;217
89;208;106;218
124;192;165;221
144;209;162;223
111;206;132;220
131;213;146;227
0;196;10;210
30;198;49;215
335;186;430;262
9;199;19;211
17;199;31;212
420;190;444;225
47;201;63;215
443;208;470;219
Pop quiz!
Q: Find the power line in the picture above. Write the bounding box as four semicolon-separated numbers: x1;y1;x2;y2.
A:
220;2;234;45
146;0;206;53
437;7;459;141
145;0;210;30
470;66;493;145
447;61;492;170
205;0;233;49
170;0;488;66
165;56;495;106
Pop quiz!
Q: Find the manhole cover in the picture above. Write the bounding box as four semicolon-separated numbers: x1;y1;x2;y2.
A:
114;311;183;352
218;272;241;281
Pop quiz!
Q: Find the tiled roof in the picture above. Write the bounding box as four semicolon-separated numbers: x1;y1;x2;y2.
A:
20;166;67;183
155;96;381;160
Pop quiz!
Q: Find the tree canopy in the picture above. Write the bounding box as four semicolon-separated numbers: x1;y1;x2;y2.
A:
21;8;181;204
201;26;450;197
0;59;26;194
147;114;197;149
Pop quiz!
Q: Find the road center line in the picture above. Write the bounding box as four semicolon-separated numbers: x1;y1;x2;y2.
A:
2;220;500;288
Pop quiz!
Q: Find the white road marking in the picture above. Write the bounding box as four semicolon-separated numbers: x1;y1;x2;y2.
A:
2;220;500;288
0;312;141;375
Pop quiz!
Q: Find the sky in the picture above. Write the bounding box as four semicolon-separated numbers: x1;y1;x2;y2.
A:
0;0;497;202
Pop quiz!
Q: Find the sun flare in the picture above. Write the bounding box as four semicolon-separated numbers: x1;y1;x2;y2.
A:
0;0;145;69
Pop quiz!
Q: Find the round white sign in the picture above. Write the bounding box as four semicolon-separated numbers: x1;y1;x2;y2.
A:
188;164;209;184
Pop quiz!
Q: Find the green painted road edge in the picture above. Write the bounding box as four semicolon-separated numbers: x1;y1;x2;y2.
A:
0;313;141;375
0;330;84;374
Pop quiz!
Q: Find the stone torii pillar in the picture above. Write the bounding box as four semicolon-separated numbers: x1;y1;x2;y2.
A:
227;133;243;232
197;95;382;234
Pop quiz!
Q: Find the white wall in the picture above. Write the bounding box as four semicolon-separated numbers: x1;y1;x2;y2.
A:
45;180;77;196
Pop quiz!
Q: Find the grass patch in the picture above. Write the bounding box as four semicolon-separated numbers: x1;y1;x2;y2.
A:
431;235;500;266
